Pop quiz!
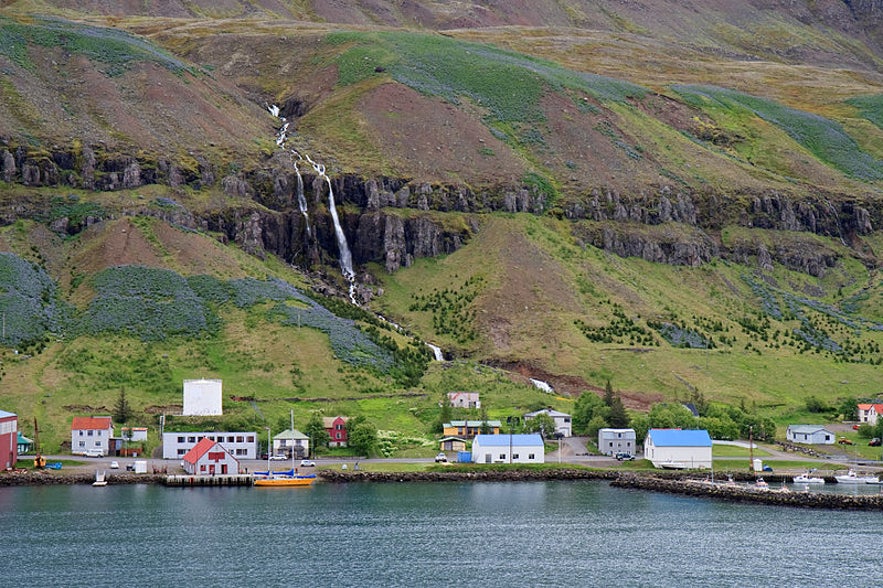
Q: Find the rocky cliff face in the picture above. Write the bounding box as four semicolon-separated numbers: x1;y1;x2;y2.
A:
0;144;877;278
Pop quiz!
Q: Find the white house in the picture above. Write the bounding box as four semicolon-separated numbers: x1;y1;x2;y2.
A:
120;427;148;442
471;433;545;464
644;429;712;469
523;408;572;437
598;428;637;456
857;403;883;426
182;378;223;416
181;437;240;476
273;429;310;459
785;425;835;445
162;431;258;460
448;391;481;409
71;416;114;456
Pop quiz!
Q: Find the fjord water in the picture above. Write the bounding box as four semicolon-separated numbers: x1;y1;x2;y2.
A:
1;481;876;587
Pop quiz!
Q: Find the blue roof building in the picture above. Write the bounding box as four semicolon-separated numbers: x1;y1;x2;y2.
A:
471;433;545;464
644;429;712;469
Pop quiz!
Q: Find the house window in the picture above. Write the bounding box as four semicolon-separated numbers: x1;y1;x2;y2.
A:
247;436;254;443
178;449;186;456
79;431;84;436
178;436;185;443
87;430;93;436
499;454;506;460
96;441;102;447
609;442;613;447
236;449;246;456
236;436;244;443
513;454;519;460
188;436;196;443
528;453;536;460
228;436;235;443
78;441;85;447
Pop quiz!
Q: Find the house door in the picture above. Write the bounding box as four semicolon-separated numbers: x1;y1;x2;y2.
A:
484;453;492;463
221;464;228;475
209;464;215;475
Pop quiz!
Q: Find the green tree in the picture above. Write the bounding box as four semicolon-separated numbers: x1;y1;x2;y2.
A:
573;391;605;434
304;414;330;455
113;388;132;424
479;406;491;434
434;392;452;433
347;416;378;456
608;393;630;428
524;413;557;439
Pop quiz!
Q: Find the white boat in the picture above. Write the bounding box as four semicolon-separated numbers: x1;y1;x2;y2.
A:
659;461;688;470
834;470;878;484
792;473;825;485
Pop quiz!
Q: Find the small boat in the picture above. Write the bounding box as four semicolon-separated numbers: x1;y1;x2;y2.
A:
834;470;878;484
753;477;769;490
253;474;316;487
92;470;108;487
660;461;688;470
793;473;825;485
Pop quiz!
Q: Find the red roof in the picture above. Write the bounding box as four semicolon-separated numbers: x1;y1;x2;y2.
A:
181;437;217;465
71;416;113;431
858;404;883;413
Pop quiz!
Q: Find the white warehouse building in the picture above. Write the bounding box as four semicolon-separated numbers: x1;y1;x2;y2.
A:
162;431;258;460
182;379;223;416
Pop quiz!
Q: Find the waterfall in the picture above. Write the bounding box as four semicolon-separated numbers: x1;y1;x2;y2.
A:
426;342;445;362
268;104;355;302
530;378;554;393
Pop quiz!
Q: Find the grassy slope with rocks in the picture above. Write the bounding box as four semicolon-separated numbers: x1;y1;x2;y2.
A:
0;1;881;454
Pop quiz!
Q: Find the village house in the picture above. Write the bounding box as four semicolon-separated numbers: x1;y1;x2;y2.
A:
442;420;502;439
323;416;350;447
162;431;258;460
120;426;148;442
0;410;18;469
470;433;545;464
273;429;310;458
181;437;240;476
438;436;467;452
71;416;114;457
447;392;480;409
644;429;712;469
523;408;572;437
857;403;883;426
786;425;835;445
598;428;637;456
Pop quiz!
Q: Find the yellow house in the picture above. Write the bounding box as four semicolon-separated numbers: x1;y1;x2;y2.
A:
442;420;501;439
439;436;468;452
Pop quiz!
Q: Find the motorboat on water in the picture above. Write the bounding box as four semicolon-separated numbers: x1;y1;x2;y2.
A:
92;470;108;487
834;470;879;484
792;473;825;485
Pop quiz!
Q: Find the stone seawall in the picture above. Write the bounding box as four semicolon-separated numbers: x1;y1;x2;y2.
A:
0;471;166;486
611;474;883;510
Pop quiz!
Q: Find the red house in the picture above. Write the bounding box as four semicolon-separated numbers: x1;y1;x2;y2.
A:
0;410;18;469
181;437;240;476
323;416;349;447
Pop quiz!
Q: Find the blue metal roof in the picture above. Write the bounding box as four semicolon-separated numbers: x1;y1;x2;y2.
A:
647;429;711;447
473;433;543;447
0;410;16;418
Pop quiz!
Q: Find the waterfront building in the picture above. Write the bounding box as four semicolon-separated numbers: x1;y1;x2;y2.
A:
523;408;572;437
71;416;114;457
0;410;18;469
470;433;545;464
273;429;310;458
785;425;835;445
598;428;637;456
181;437;240;476
162;431;258;459
439;436;467;452
442;420;502;439
323;416;350;447
644;429;712;469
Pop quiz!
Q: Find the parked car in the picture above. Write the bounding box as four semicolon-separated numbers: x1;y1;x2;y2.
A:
762;465;773;472
615;452;635;461
110;461;120;469
268;454;287;461
434;452;448;463
869;438;881;447
299;459;316;467
838;437;854;445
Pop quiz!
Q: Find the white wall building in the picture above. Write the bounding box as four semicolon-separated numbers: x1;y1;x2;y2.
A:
857;403;883;426
644;429;712;469
120;427;148;442
785;425;836;445
273;429;310;458
523;408;572;437
182;379;223;416
598;428;637;456
182;438;241;476
71;416;114;456
448;392;480;409
471;433;545;464
162;431;258;460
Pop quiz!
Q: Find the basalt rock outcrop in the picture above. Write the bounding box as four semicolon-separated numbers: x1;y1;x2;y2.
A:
0;144;878;276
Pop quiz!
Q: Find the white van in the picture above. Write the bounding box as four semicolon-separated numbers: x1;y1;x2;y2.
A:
84;448;104;458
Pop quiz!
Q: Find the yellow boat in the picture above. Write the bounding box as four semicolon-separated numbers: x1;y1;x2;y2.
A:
253;474;316;487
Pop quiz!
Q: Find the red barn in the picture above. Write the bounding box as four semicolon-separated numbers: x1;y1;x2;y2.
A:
0;410;18;469
181;437;240;476
323;416;349;447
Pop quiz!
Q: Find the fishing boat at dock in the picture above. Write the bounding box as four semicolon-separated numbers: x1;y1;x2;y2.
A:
834;470;878;484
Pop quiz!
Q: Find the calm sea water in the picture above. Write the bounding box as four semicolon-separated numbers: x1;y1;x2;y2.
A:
0;480;877;588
